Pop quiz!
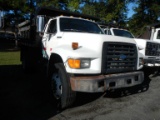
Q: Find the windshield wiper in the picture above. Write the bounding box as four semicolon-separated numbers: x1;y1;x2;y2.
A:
63;29;101;34
63;29;86;32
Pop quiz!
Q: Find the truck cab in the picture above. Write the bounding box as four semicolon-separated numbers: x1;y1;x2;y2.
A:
102;27;134;39
152;28;160;42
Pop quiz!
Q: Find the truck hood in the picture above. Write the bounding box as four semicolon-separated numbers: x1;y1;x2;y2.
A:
52;32;138;58
134;38;160;49
60;32;137;44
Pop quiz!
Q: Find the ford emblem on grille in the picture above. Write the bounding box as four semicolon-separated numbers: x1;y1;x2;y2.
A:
119;54;127;60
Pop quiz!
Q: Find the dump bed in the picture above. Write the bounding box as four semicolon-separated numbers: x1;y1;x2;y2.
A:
36;7;99;21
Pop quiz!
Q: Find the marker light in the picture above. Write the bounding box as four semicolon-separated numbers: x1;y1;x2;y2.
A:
72;42;78;50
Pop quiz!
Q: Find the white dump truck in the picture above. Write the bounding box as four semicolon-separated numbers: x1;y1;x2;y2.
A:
16;7;144;109
100;24;160;74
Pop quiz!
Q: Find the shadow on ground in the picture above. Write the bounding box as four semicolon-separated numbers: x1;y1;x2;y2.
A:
0;65;57;120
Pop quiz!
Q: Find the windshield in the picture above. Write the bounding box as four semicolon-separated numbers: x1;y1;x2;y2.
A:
60;18;103;34
113;29;134;38
157;30;160;39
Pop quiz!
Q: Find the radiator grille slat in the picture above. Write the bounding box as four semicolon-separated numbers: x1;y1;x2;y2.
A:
107;51;135;54
102;42;137;74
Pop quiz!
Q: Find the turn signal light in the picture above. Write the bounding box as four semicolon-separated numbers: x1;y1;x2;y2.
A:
68;58;80;69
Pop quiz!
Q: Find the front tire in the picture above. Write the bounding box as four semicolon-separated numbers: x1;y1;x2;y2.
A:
49;63;76;109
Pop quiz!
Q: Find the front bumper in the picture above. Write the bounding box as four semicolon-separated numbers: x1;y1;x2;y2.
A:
144;58;160;67
70;71;144;92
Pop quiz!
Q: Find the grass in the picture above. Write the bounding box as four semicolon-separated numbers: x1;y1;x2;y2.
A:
0;51;21;65
0;40;21;65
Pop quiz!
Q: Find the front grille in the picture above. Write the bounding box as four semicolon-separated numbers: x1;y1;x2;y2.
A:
102;42;137;74
145;42;160;56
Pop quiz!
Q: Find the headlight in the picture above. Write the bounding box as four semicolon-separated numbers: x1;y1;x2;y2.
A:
68;58;90;69
139;58;144;66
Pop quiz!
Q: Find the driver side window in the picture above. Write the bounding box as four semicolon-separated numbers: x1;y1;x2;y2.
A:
47;20;57;33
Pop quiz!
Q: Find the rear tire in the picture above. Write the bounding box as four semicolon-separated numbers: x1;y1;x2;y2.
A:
49;63;76;109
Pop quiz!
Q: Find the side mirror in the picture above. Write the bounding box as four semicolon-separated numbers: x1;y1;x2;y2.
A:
0;10;4;28
36;15;45;33
0;11;1;28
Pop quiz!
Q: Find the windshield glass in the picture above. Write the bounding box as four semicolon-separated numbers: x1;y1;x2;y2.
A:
113;29;134;38
157;30;160;39
60;18;103;34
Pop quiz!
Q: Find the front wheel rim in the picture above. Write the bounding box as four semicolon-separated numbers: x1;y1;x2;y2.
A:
51;73;62;99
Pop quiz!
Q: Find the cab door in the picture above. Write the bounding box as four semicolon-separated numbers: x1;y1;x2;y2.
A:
42;19;57;58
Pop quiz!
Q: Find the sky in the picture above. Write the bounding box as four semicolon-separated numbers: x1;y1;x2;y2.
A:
127;3;137;18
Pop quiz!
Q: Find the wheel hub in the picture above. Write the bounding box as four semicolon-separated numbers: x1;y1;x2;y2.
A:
51;73;62;99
